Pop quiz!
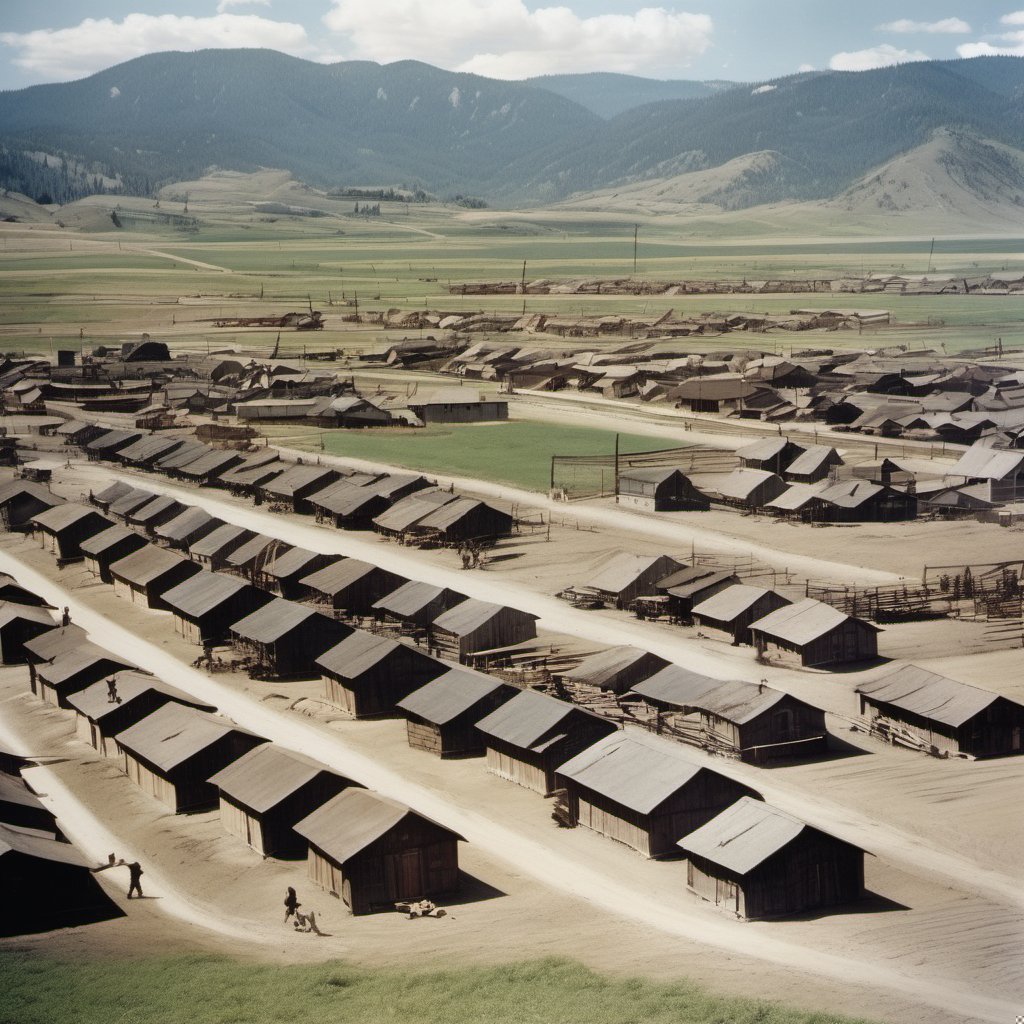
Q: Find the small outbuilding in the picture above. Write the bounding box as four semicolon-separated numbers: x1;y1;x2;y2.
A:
115;703;267;813
259;547;335;599
655;566;740;623
34;643;135;707
856;665;1024;758
555;731;760;857
300;559;406;617
294;788;463;914
715;468;788;509
31;504;112;562
750;598;881;667
396;668;517;757
616;467;711;512
163;571;274;646
406;498;514;546
0;480;62;531
678;797;865;919
154;506;224;551
574;553;684;610
476;689;619;795
691;585;792;646
372;581;467;634
0;602;55;665
209;746;354;858
560;645;670;695
260;465;340;514
783;445;844;484
80;524;149;583
188;524;256;570
109;545;203;611
127;495;186;535
229;598;351;679
317;630;444;718
429;599;539;664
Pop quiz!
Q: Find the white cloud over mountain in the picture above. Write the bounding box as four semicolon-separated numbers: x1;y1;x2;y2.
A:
878;18;970;34
323;0;714;78
829;43;929;71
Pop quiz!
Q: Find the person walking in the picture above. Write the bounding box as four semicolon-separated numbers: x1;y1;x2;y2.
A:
126;861;144;899
283;886;300;924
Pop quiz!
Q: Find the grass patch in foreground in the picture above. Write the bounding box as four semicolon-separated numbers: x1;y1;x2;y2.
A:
310;420;678;492
0;952;875;1024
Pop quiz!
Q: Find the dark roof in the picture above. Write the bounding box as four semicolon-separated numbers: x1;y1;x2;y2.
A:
129;494;183;525
224;534;282;568
154;507;222;542
80;524;146;557
373;490;458;532
162;571;256;618
316;630;436;678
294;788;461;864
92;481;133;504
108;487;155;517
300;558;393;596
30;503;109;534
306;480;382;516
155;441;211;470
556;731;709;814
562;646;668;688
177;449;242;478
677;797;852;873
0;601;54;631
396;668;508;724
109;545;191;586
432;599;534;636
115;704;264;771
263;546;332;580
86;429;143;451
0;822;89;868
229;598;325;643
372;581;464;619
37;642;133;686
189;523;253;558
23;623;88;662
262;464;337;497
208;746;343;813
66;671;212;722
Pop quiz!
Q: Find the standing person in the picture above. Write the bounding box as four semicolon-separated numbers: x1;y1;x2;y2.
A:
61;606;71;626
107;677;119;704
126;861;144;899
283;886;300;924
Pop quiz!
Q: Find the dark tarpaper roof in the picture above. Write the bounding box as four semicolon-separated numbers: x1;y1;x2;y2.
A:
396;667;509;724
372;581;465;619
177;449;243;478
189;523;253;558
155;506;222;542
0;601;53;631
155;441;210;469
109;487;155;517
129;495;183;525
80;524;147;557
109;544;192;586
23;623;88;662
31;503;109;534
263;546;332;580
225;533;282;568
230;597;328;643
262;464;337;497
66;670;212;722
0;822;89;868
476;689;605;749
294;788;461;864
209;745;347;813
92;481;133;504
562;646;668;688
115;703;265;772
301;558;398;596
162;571;257;618
37;642;134;686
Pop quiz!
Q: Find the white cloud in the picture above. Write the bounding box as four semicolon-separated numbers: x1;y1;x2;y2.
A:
956;13;1024;57
323;0;714;78
216;0;271;13
751;84;775;94
797;63;815;72
829;44;929;71
878;18;970;34
1001;10;1024;24
0;13;309;80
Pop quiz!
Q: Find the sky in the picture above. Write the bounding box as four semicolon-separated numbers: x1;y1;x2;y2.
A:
0;1;1023;90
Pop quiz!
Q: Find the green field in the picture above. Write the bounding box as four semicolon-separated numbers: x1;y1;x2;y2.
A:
0;953;875;1024
265;420;675;493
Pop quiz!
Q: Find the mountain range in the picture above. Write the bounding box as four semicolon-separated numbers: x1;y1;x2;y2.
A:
1;49;1024;213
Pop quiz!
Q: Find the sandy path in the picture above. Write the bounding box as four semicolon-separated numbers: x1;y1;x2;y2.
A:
265;446;904;586
133;248;233;273
0;550;1017;1024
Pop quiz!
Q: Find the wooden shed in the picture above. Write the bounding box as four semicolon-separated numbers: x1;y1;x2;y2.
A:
107;486;156;521
229;598;351;679
23;623;87;691
372;490;460;541
631;673;828;763
679;797;865;919
406;498;514;546
224;534;286;580
109;545;203;611
750;599;881;667
35;643;135;707
691;585;792;646
0;773;62;836
89;480;134;511
476;690;618;795
856;665;1024;758
430;599;538;665
80;524;149;583
0;602;55;665
655;567;740;623
783;445;844;484
317;630;445;718
154;506;223;551
115;703;267;813
715;468;788;509
396;668;517;757
127;494;186;536
188;523;255;570
260;546;336;599
0;824;113;935
309;474;429;529
560;645;669;695
67;671;215;758
260;465;340;514
84;429;143;460
0;480;62;531
736;437;805;475
372;581;467;634
294;788;462;914
574;553;684;610
555;731;760;857
616;467;711;512
174;448;246;484
163;571;274;646
209;746;353;858
31;504;112;562
300;558;405;617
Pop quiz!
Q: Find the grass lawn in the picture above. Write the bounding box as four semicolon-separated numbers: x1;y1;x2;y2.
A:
0;953;876;1024
264;420;679;492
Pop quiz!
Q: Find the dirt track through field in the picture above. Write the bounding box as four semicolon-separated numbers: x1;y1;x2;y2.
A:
0;548;1018;1024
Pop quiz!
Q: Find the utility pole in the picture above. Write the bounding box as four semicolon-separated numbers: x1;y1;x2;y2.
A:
633;225;639;276
927;237;935;275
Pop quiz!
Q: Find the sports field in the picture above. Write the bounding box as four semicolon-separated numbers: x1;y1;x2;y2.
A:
263;420;674;492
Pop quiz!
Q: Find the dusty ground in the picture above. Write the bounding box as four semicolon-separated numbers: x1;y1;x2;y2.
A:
0;457;1021;1022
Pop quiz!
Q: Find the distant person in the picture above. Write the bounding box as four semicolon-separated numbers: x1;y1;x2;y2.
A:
126;861;144;899
106;677;119;704
61;606;71;626
283;886;300;924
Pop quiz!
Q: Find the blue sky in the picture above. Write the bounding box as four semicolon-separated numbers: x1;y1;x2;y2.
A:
1;1;1022;90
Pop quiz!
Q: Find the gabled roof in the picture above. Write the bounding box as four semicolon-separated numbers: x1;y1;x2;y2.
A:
432;598;534;636
785;445;842;476
688;678;794;725
37;642;134;686
176;449;242;478
948;442;1024;480
208;745;343;813
189;524;253;558
66;671;211;722
30;503;109;534
110;544;192;586
224;534;282;568
264;546;333;580
855;664;1010;728
316;630;411;678
300;558;390;596
155;506;221;542
716;468;784;501
412;497;504;533
0;480;62;509
118;435;183;464
294;788;461;864
373;490;458;532
229;598;325;643
813;479;887;508
80;524;146;557
750;598;880;645
556;731;710;814
155;441;211;469
396;668;508;724
261;464;337;497
629;664;722;706
129;495;183;525
664;570;738;600
372;581;464;619
692;585;787;622
163;571;258;618
475;689;605;750
0;822;89;868
92;481;133;505
765;482;828;511
23;623;88;663
306;480;383;516
678;797;851;873
583;553;679;595
0;601;54;631
562;646;668;688
115;704;264;772
108;487;155;517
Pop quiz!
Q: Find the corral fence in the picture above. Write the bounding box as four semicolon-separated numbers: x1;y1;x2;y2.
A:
549;442;736;500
